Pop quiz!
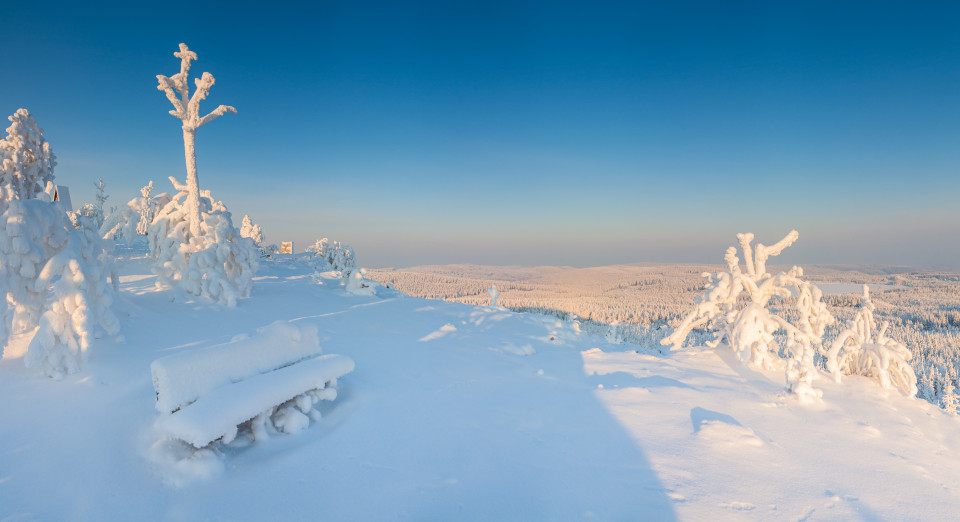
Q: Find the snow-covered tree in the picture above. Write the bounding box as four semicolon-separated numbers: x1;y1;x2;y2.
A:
306;238;328;257
661;231;834;401
240;214;264;247
0;109;56;210
24;212;120;377
151;44;254;306
100;181;168;244
156;43;236;240
943;382;959;415
307;238;374;294
825;286;917;397
1;187;119;373
488;285;499;307
148;178;258;307
90;178;109;229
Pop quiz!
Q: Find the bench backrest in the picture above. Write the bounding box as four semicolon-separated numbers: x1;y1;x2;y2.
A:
151;321;322;413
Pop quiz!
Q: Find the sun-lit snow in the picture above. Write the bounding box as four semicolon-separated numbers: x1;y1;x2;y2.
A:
3;251;960;519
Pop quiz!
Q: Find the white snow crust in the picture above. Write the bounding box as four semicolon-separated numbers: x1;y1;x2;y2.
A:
159;353;354;447
151;321;322;413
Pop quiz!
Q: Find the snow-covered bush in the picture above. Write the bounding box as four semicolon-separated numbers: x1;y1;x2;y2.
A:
100;181;167;244
307;238;374;294
663;230;919;401
661;231;835;400
148;178;258;307
0;110;119;373
74;179;110;232
0;195;68;347
25;212;120;377
825;286;917;397
309;239;355;281
239;215;264;248
1;190;119;374
489;285;499;307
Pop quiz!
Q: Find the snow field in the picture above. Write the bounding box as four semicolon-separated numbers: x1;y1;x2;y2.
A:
3;253;960;519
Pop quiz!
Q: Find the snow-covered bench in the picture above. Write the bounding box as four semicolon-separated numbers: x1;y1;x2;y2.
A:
150;321;354;448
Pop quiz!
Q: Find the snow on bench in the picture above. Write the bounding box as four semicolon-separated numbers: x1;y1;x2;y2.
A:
150;321;354;448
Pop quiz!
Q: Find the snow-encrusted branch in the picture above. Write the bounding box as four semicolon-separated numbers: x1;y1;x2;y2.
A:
661;230;834;400
198;104;237;128
755;229;798;277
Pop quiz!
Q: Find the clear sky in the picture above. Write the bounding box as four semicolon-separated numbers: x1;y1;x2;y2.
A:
2;1;958;268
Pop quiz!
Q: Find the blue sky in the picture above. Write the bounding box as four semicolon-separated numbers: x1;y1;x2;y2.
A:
2;1;958;268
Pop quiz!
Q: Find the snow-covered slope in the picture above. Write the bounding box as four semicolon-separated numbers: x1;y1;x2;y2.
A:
1;253;959;520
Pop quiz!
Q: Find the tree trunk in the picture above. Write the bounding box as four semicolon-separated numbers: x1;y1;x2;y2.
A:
181;126;201;239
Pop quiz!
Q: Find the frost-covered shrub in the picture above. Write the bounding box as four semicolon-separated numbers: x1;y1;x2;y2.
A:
25;213;120;377
663;230;920;401
308;238;374;294
0;191;119;375
825;286;917;397
239;215;264;248
0;195;68;345
661;231;835;400
309;239;355;281
1;111;118;373
148;178;258;307
100;181;167;244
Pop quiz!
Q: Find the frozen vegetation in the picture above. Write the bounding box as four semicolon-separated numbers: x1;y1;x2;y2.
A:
0;109;119;377
151;43;256;306
368;259;960;411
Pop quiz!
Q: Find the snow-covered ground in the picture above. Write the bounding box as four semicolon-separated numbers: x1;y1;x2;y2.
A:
2;253;959;520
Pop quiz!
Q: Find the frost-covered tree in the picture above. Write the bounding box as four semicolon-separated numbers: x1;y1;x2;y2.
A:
825;286;917;397
661;231;835;401
100;181;169;244
307;238;374;294
0;188;119;373
24;212;120;377
0;111;119;372
306;238;328;257
943;382;959;415
151;44;255;306
0;108;56;210
488;285;499;307
148;178;258;306
90;178;108;230
156;43;236;239
240;214;264;247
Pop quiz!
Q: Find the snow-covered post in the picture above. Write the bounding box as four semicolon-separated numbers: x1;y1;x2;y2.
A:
156;43;236;240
